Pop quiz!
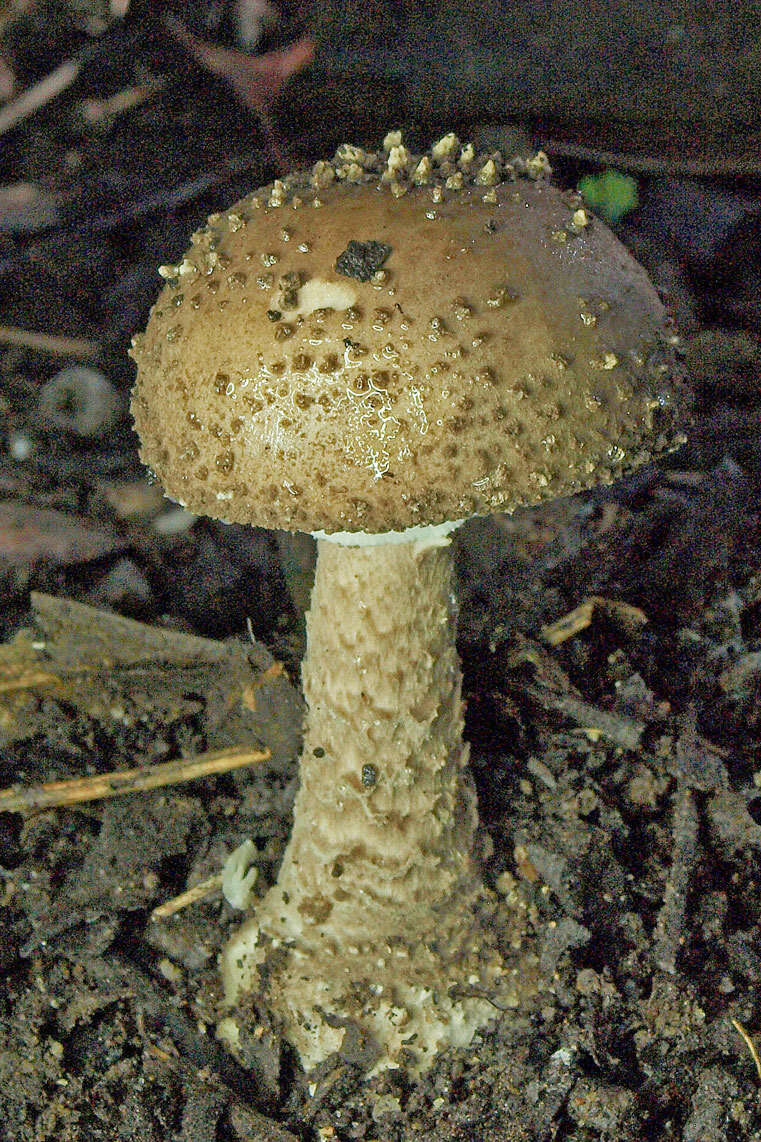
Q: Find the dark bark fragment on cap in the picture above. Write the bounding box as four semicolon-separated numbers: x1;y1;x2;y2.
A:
335;240;392;281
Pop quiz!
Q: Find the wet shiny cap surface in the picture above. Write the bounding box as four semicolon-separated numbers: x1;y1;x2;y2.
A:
131;133;688;535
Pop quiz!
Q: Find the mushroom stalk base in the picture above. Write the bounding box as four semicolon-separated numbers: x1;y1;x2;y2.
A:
220;539;528;1074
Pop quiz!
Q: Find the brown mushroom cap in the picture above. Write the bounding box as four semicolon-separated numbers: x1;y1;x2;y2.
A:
131;137;687;535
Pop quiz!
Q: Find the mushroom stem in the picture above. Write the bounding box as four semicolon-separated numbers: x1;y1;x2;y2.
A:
284;537;479;932
221;537;513;1072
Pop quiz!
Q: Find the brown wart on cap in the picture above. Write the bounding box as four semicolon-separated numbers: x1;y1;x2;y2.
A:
131;132;689;1074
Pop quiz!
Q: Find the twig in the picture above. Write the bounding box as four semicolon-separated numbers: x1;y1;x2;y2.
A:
79;79;165;125
732;1018;761;1084
0;323;99;358
63;152;265;234
540;135;761;178
525;684;646;751
653;784;700;974
0;744;270;813
151;873;224;920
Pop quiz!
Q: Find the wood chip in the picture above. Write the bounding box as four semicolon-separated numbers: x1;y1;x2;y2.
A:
541;595;648;646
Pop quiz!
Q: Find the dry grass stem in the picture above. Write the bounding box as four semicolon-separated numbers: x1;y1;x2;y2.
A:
731;1018;761;1084
151;873;224;920
0;58;80;136
0;324;99;358
0;745;270;813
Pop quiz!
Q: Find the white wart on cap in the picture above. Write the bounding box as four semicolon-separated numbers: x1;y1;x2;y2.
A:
131;135;686;537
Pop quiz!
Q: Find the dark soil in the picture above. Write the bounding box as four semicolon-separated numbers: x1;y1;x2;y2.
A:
1;3;761;1140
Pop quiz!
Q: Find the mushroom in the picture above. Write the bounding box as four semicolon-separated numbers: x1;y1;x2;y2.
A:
130;133;688;1074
